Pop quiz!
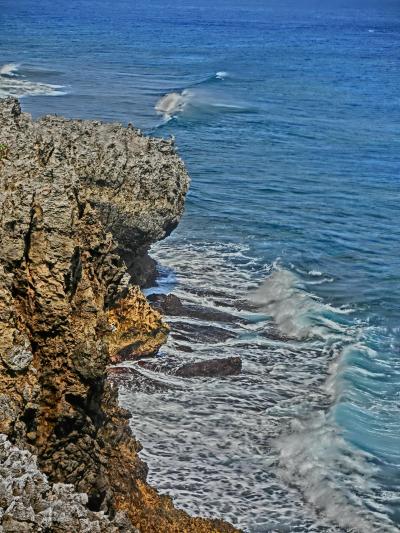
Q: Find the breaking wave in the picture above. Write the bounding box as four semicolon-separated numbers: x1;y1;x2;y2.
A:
0;63;19;76
249;268;353;341
275;412;393;532
154;71;244;121
155;89;248;121
251;266;397;531
0;63;66;98
155;89;192;119
130;245;399;531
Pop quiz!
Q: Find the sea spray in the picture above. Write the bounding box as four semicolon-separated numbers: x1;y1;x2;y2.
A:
155;90;192;119
0;63;19;76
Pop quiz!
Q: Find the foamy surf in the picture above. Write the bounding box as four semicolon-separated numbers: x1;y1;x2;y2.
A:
120;240;363;530
123;239;399;531
0;63;19;76
155;89;192;119
248;266;398;531
275;412;395;532
249;268;352;341
155;88;248;122
0;63;66;98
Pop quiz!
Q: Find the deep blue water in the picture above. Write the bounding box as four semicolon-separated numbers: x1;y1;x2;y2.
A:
1;1;400;531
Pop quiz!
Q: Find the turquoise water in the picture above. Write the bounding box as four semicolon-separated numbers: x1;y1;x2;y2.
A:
1;1;400;530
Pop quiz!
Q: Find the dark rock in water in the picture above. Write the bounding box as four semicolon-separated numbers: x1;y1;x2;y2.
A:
176;357;242;378
121;245;158;288
137;357;180;374
139;356;242;378
148;293;241;323
148;293;185;314
107;366;174;393
172;321;236;344
175;343;194;353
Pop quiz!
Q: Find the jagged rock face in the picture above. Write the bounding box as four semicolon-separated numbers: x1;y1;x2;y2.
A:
0;434;136;532
0;98;238;533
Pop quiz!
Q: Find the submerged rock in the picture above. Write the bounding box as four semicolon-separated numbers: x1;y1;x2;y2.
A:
176;357;242;378
139;356;242;378
171;321;236;344
148;292;241;323
0;98;239;533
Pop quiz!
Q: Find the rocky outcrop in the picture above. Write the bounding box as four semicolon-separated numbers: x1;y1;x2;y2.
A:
0;434;135;532
0;98;239;533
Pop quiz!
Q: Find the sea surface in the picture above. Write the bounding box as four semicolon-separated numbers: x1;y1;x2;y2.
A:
1;0;400;531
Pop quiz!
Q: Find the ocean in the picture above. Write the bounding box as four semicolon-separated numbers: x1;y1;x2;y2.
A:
1;0;399;530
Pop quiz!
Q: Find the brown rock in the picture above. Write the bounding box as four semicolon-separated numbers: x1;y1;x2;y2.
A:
0;98;240;533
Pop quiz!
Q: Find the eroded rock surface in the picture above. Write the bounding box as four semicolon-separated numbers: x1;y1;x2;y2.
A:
0;98;239;533
0;434;135;532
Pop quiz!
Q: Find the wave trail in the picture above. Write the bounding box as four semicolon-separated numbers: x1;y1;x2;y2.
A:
0;63;66;98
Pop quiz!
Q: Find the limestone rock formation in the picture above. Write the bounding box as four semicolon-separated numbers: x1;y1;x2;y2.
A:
0;434;135;532
0;98;239;533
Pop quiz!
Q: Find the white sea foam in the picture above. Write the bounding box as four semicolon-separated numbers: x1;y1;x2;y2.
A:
0;63;19;76
124;240;397;531
0;63;65;98
215;71;228;80
155;89;192;119
249;268;350;341
275;412;394;532
155;81;247;121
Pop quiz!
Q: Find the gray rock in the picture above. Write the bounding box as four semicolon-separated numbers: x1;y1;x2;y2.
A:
0;434;136;532
0;97;189;284
1;338;33;372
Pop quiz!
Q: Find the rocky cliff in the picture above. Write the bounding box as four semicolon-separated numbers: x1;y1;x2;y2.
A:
0;98;238;533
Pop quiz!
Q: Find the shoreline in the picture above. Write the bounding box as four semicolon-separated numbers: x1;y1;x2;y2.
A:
0;97;239;533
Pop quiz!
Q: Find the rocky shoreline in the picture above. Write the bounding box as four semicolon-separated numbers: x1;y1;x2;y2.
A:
0;98;239;532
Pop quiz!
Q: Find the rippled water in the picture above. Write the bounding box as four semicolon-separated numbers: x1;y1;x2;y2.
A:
1;0;400;530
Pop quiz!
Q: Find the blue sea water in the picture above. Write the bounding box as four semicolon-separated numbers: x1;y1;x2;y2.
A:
1;0;400;530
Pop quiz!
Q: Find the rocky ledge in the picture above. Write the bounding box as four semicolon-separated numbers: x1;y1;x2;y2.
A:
0;98;238;532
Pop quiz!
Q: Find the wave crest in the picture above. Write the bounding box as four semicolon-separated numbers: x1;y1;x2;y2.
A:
249;268;350;341
155;89;192;119
0;63;66;98
0;63;19;76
